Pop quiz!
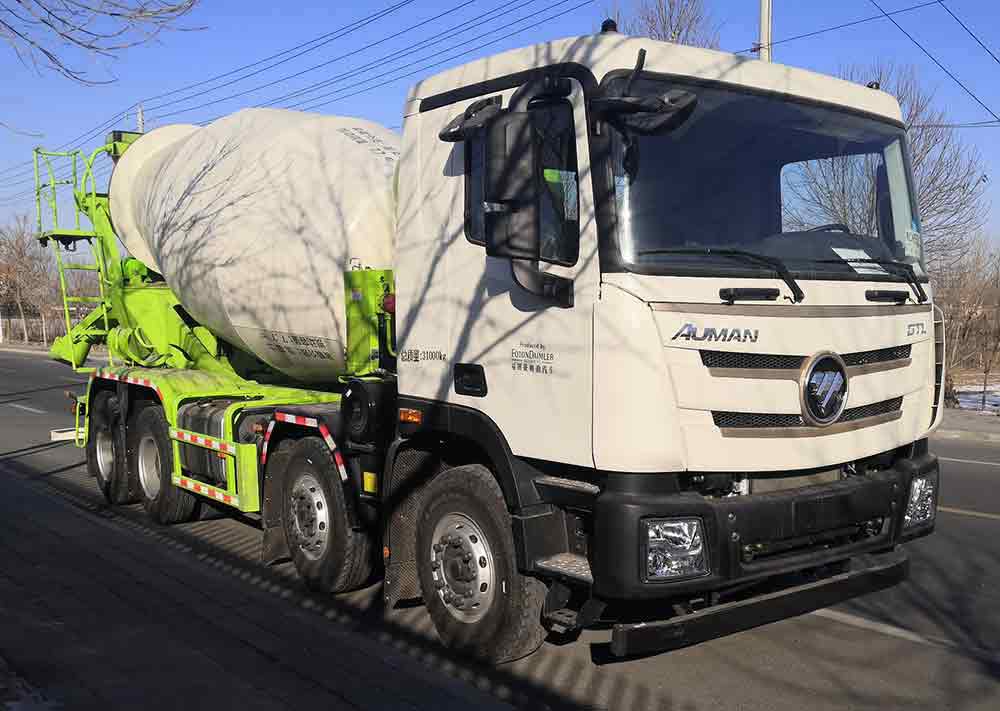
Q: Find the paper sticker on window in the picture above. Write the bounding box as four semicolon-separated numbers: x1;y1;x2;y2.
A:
831;247;888;275
543;168;578;221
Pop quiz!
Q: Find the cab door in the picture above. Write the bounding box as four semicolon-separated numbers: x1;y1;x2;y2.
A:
424;75;600;468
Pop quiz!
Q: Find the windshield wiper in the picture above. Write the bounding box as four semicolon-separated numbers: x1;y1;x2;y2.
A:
814;258;927;303
637;247;805;303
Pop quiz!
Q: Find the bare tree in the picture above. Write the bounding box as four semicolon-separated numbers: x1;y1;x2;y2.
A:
1;1;199;83
606;0;720;48
0;214;53;342
782;62;988;270
974;264;1000;410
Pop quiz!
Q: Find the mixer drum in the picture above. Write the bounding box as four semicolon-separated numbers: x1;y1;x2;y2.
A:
109;109;399;381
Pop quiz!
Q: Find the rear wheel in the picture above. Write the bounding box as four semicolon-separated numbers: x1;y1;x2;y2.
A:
282;436;373;593
416;464;547;663
86;391;135;504
131;405;198;524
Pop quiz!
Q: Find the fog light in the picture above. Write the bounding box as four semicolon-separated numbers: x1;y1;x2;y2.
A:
644;518;708;580
904;472;937;528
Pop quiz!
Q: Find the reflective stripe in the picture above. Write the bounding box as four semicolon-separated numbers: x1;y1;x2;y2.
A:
260;420;277;466
94;369;164;401
176;476;239;507
273;412;348;482
169;427;235;455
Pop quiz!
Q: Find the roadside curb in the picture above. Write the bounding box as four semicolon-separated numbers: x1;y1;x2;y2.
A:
0;346;51;357
932;429;1000;443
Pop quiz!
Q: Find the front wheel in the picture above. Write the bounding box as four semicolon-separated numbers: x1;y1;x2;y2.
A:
416;464;547;663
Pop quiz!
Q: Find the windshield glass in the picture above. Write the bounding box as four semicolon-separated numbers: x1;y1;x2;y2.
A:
608;76;926;281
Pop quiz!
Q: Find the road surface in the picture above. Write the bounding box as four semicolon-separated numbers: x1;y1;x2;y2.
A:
0;349;997;710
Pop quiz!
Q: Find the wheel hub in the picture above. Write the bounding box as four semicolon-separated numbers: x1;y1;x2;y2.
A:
94;427;115;483
289;473;329;560
429;513;495;623
137;434;161;500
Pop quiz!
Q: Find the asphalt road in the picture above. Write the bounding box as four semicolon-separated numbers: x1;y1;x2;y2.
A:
0;348;997;710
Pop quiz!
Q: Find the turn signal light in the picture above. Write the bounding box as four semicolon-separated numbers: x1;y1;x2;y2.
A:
398;408;422;424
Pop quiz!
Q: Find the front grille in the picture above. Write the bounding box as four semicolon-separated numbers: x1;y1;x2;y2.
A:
701;344;911;371
713;396;903;429
700;351;805;369
712;411;804;429
842;345;911;367
839;397;903;422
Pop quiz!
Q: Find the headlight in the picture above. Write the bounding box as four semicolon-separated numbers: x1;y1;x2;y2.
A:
644;518;709;580
904;471;938;528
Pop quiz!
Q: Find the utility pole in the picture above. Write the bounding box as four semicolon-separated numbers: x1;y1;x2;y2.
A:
758;0;773;63
137;103;145;133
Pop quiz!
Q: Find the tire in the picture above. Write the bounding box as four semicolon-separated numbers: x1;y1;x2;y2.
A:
130;405;198;524
281;437;373;593
86;390;135;505
416;464;547;663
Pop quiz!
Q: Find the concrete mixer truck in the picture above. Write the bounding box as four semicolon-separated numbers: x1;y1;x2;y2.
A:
33;29;941;662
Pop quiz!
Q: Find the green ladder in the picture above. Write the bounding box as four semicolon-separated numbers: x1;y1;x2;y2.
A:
33;148;115;373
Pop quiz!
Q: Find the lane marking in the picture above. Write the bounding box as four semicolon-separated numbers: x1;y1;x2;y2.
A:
939;456;1000;468
5;403;46;414
811;609;1000;664
939;505;1000;522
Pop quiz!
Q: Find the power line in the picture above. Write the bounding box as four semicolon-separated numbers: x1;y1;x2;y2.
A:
145;0;489;122
139;0;417;107
735;0;940;54
261;0;561;114
867;0;1000;122
0;2;416;187
296;0;595;114
2;0;587;208
910;120;1000;128
937;1;1000;67
141;0;423;115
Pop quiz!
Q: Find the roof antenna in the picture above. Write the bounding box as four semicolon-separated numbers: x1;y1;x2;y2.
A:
600;18;618;33
625;48;646;96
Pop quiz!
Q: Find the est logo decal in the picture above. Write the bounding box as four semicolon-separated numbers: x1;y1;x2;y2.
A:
671;323;759;343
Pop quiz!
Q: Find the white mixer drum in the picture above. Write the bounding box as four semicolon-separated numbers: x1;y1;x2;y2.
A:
109;108;399;381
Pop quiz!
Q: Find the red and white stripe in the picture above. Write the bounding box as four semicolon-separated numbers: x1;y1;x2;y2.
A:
271;411;348;482
94;368;165;401
170;428;235;455
274;412;319;428
260;420;277;466
177;476;239;506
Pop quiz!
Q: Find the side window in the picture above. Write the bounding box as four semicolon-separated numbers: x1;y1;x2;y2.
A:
534;100;579;266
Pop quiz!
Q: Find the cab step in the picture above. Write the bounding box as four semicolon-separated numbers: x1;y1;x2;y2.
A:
533;475;600;508
535;552;593;584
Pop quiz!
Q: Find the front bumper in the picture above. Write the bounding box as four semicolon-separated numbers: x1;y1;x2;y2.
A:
610;549;908;657
591;448;938;600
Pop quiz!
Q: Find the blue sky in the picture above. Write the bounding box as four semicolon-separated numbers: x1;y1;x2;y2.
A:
1;0;998;232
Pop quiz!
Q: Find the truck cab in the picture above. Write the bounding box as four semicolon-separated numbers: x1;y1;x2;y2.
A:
390;31;940;657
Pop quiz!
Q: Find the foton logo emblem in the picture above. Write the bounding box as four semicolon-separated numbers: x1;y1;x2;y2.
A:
671;323;759;343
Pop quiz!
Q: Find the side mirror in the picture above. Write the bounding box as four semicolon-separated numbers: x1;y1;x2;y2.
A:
483;111;538;261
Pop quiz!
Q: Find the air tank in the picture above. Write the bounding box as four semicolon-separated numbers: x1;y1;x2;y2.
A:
109;108;400;382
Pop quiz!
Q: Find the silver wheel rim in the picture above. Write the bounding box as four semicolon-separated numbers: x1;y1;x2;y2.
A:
137;434;161;500
95;428;115;484
429;512;496;623
289;473;330;560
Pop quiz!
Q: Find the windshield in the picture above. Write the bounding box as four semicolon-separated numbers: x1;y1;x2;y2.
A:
608;76;926;281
